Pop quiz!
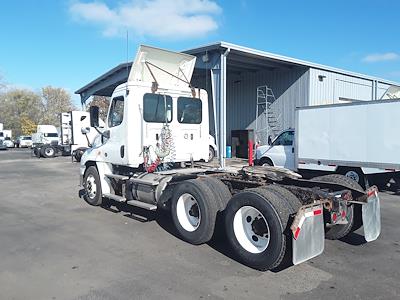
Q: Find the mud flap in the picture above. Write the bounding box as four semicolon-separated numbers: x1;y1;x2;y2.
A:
291;205;325;265
362;188;381;242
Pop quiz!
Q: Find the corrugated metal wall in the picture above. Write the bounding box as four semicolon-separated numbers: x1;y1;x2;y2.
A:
192;62;398;146
308;68;376;104
225;67;309;143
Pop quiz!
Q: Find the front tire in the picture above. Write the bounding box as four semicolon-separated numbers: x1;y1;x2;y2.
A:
208;146;215;162
224;188;291;271
171;179;218;245
83;166;103;206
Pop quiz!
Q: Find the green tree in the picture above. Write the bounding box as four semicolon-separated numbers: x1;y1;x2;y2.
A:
0;89;43;136
41;86;76;126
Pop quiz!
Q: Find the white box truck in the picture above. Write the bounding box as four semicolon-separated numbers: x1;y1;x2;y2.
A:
256;99;400;189
79;45;381;271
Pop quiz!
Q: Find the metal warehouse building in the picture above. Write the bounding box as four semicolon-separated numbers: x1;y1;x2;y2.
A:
76;41;400;166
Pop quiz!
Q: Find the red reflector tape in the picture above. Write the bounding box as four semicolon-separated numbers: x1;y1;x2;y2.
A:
367;190;376;197
314;209;322;216
294;227;301;240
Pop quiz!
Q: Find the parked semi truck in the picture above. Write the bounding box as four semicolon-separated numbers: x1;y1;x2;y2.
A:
256;99;400;189
33;111;101;160
79;45;381;271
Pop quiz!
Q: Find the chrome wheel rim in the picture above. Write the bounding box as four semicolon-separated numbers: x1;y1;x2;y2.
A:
233;206;270;253
176;193;201;232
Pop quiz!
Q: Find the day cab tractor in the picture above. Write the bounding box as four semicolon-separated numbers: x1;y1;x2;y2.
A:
80;45;381;271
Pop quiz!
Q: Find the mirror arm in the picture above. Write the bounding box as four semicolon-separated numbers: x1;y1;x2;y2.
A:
84;133;92;147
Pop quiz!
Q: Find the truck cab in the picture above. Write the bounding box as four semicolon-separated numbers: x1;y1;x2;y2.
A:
81;45;209;188
255;129;295;170
32;125;59;146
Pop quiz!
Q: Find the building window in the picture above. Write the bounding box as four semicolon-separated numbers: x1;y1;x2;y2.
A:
177;97;202;124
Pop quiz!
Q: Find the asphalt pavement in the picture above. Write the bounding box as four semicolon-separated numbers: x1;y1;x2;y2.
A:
0;148;399;300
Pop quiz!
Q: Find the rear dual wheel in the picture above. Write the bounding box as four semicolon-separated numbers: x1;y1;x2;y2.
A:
224;188;295;271
41;145;56;158
313;174;363;240
171;179;218;245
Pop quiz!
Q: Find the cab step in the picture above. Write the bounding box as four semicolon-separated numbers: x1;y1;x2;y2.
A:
126;200;157;211
103;193;157;211
103;193;126;202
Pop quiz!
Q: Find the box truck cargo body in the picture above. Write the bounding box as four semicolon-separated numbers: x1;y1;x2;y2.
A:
256;99;400;188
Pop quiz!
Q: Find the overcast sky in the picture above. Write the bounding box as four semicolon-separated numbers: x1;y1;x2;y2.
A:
1;0;399;105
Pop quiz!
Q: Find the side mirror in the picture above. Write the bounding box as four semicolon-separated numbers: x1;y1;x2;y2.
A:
267;136;272;145
81;127;90;134
90;106;100;128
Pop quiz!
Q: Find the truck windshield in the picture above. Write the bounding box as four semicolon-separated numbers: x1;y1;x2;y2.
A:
23;137;32;140
273;131;294;146
44;133;58;137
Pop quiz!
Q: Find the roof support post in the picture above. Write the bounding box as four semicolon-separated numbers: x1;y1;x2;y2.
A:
210;48;229;168
218;48;230;168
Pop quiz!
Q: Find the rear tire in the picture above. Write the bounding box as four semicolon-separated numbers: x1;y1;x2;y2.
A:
258;157;273;166
41;145;56;158
171;179;218;245
83;166;103;206
313;174;362;239
338;167;366;189
224;188;291;271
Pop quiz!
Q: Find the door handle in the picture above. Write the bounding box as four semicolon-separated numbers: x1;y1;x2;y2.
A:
292;147;294;153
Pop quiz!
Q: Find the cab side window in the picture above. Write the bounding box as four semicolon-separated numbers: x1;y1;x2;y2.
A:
108;96;124;127
272;131;294;146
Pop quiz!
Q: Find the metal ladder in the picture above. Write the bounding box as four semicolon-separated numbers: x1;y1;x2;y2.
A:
255;86;282;145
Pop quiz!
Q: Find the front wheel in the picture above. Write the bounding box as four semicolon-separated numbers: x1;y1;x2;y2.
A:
224;188;291;271
208;146;215;162
83;166;103;206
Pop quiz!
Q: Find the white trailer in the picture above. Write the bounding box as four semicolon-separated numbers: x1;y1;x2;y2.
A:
60;111;104;161
256;99;400;188
79;45;381;271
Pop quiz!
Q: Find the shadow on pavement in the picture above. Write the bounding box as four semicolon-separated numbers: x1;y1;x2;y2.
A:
339;232;367;246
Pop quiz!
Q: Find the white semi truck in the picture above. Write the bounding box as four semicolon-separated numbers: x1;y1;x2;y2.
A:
256;99;400;189
33;111;101;160
80;45;381;271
